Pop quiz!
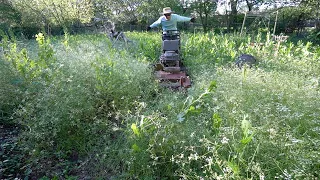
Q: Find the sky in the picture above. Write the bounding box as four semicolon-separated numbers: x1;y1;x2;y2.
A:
215;0;300;14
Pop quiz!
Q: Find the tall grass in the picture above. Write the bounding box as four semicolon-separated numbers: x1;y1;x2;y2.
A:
125;31;320;179
1;31;319;179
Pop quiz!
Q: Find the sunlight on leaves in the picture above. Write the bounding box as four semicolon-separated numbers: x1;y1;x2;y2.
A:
132;143;141;152
131;123;140;137
212;113;222;129
208;80;217;92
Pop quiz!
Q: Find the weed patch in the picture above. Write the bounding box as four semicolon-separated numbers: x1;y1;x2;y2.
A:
1;32;320;179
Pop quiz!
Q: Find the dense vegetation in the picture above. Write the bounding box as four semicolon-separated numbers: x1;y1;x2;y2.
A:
1;30;319;179
1;0;319;36
1;0;319;179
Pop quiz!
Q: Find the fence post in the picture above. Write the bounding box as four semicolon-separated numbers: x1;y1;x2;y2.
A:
240;12;247;36
273;10;278;35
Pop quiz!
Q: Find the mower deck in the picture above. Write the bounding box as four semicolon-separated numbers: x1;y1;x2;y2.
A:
155;70;191;88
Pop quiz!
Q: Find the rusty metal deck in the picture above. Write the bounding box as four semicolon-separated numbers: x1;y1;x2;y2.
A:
155;71;191;88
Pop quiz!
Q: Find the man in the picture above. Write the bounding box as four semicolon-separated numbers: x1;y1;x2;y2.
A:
147;7;195;31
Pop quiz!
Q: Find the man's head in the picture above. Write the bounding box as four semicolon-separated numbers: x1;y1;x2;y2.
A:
163;7;172;20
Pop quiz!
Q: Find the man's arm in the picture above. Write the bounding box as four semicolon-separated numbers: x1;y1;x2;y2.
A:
174;14;191;22
150;17;163;28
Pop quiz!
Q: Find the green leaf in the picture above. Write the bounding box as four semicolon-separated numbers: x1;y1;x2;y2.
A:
212;113;222;129
189;105;195;111
240;135;253;145
131;123;140;137
208;80;217;92
227;161;240;175
39;176;50;180
132;143;141;152
242;66;248;80
241;119;251;136
186;105;201;114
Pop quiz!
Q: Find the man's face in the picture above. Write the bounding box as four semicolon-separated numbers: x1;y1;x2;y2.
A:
164;13;171;20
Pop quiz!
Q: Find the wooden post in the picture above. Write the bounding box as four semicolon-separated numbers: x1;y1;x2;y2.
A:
273;10;278;35
240;12;247;36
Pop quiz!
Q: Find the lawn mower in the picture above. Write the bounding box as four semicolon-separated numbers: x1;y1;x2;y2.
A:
154;30;191;89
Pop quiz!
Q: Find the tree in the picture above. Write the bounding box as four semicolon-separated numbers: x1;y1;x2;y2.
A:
0;0;21;31
92;0;184;30
137;0;183;26
243;0;260;11
11;0;94;34
189;0;217;32
299;0;320;30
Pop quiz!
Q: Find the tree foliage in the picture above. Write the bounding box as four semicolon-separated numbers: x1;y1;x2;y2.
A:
11;0;94;34
0;0;319;36
137;0;184;25
299;0;320;29
0;0;21;30
93;0;183;26
188;0;217;32
93;0;142;24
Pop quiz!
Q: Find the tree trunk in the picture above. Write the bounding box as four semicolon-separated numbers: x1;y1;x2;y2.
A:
245;0;252;12
228;0;238;32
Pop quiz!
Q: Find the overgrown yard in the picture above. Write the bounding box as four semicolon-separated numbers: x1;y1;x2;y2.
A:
1;31;319;179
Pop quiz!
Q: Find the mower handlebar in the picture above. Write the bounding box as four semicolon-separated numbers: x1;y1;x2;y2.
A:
162;30;180;35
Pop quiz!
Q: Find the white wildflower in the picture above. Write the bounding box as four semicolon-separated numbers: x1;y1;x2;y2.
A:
268;128;277;139
190;132;195;138
205;157;213;165
188;153;198;161
179;153;184;159
221;136;229;144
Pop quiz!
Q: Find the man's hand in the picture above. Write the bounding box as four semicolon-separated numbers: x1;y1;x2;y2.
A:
146;26;151;31
190;17;195;23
